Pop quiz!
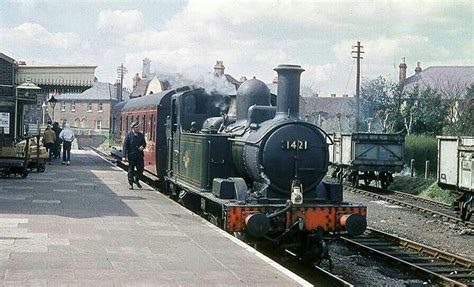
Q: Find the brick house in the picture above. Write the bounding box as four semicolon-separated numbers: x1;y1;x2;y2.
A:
54;82;130;135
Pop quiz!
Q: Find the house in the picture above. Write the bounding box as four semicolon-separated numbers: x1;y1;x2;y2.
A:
130;58;169;98
54;81;131;135
399;59;473;97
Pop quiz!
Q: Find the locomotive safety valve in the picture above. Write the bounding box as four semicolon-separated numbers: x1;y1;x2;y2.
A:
291;180;303;204
244;213;270;238
339;214;367;236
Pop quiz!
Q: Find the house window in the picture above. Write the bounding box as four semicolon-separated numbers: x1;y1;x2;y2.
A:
61;101;66;112
96;120;102;131
71;101;76;112
98;102;103;112
87;102;92;112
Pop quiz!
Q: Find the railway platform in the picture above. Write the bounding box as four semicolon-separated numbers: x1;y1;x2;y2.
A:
0;150;310;286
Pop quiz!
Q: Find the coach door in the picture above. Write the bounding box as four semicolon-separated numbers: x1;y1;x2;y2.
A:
167;98;179;176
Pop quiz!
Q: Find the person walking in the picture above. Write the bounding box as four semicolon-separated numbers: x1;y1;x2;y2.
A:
42;125;56;165
52;122;62;159
122;122;146;190
59;123;75;166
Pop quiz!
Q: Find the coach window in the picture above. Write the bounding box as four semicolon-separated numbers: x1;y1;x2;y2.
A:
142;115;146;134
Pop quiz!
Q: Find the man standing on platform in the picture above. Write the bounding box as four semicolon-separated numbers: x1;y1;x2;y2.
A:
122;122;146;190
59;123;75;166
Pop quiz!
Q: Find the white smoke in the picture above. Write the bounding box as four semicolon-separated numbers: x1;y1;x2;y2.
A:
154;69;237;95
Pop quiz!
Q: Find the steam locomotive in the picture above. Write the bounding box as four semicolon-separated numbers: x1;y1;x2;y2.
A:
112;64;367;261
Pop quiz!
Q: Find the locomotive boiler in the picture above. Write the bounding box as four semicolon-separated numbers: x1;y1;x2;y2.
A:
114;64;367;262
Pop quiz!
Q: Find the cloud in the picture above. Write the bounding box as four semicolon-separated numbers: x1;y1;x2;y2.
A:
97;10;144;33
1;23;80;50
2;1;471;97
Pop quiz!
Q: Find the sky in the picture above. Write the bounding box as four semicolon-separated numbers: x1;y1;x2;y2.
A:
1;0;472;96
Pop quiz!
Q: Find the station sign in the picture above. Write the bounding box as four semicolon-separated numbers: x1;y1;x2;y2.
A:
0;112;10;134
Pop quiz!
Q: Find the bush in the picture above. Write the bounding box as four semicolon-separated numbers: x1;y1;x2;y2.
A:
419;182;455;204
404;135;437;177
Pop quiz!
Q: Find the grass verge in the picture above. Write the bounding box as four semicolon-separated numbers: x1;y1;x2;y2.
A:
391;176;454;204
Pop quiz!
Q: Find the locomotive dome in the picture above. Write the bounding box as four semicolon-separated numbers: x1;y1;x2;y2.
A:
236;79;271;121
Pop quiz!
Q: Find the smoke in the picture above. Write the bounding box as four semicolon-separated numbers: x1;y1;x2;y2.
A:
154;69;237;95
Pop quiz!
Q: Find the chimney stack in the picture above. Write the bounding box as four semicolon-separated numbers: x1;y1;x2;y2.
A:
142;58;151;78
133;73;141;90
214;60;225;76
342;94;348;98
415;61;422;74
331;93;336;98
239;76;247;82
274;64;304;118
399;57;407;83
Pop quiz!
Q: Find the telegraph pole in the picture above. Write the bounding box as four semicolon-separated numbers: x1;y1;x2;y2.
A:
117;64;128;102
352;41;364;132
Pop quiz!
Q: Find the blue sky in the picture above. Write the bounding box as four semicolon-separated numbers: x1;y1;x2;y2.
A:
1;0;472;96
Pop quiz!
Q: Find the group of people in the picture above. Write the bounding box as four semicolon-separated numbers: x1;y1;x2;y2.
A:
43;122;75;166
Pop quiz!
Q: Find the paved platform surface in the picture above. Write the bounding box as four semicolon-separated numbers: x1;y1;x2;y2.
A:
0;150;309;286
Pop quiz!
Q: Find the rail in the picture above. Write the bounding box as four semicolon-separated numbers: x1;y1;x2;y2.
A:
341;227;474;287
345;186;474;229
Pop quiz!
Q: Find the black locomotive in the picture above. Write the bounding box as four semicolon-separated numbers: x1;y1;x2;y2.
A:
114;64;367;262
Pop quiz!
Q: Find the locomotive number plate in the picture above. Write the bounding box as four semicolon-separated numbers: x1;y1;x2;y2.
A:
282;140;308;150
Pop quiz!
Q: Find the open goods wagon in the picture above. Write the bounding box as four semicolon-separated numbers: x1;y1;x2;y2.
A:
329;133;405;189
437;136;473;221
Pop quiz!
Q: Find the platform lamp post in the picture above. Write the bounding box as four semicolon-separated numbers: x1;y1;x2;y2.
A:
48;95;58;122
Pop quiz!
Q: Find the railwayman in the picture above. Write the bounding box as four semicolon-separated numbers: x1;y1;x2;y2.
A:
123;122;146;190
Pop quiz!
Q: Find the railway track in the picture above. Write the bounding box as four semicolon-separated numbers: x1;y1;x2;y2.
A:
341;227;474;287
345;186;474;229
89;147;350;286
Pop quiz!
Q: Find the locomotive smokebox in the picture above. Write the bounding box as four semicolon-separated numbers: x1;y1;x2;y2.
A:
274;64;305;118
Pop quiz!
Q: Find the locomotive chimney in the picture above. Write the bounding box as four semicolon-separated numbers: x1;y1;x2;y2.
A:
274;64;305;118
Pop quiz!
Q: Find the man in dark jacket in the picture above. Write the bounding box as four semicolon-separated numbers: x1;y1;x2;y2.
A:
123;122;146;190
52;122;62;159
